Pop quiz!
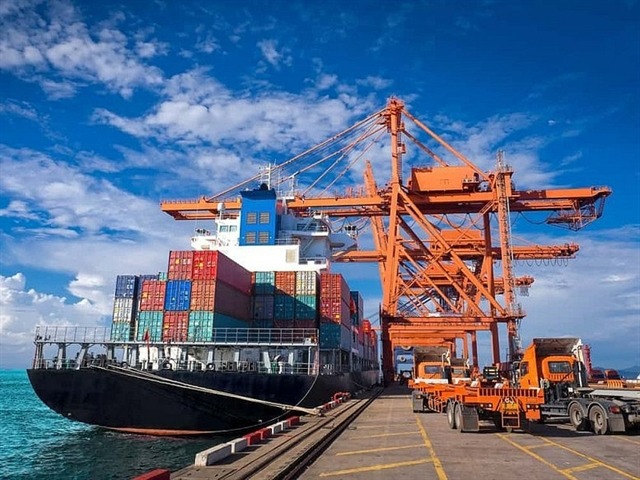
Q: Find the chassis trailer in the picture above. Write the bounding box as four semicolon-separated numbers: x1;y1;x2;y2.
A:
518;338;640;434
411;375;545;432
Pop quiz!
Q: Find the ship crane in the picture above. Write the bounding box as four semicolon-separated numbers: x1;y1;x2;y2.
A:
161;98;610;383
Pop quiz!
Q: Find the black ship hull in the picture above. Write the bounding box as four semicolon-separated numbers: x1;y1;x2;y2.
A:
27;368;378;435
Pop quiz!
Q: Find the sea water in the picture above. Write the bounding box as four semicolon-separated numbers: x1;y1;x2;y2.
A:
0;370;224;479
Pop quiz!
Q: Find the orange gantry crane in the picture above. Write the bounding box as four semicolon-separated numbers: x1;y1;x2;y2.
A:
161;98;610;383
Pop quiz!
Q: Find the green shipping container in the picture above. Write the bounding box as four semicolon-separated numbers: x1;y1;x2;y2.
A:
188;311;215;341
111;321;133;342
136;311;163;341
294;294;318;320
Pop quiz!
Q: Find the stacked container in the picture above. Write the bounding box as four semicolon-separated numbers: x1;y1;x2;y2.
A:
137;278;166;341
110;275;139;341
319;272;352;350
294;271;318;329
179;250;252;341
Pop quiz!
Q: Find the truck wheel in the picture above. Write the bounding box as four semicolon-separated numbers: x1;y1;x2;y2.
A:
447;402;457;429
589;405;608;435
568;402;588;431
455;403;464;433
492;414;505;432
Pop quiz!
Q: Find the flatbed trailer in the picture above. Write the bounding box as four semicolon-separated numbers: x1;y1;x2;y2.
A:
411;382;545;432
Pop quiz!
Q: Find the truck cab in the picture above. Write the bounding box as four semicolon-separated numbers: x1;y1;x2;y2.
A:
517;338;585;402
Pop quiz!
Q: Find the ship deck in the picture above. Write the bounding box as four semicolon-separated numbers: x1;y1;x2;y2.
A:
151;384;640;480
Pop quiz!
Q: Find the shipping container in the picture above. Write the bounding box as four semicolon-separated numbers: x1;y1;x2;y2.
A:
190;280;251;320
252;294;275;320
319;297;351;326
110;321;133;342
274;294;295;320
362;319;371;333
350;291;364;326
163;311;189;342
319;322;351;349
188;311;214;341
252;318;274;329
214;313;252;328
167;250;194;280
190;280;215;310
274;319;295;328
112;297;136;323
158;271;168;281
114;275;138;298
293;319;317;329
275;271;296;295
139;279;166;311
252;271;276;295
191;250;252;294
319;272;351;303
164;280;192;311
136;311;163;342
294;294;318;320
295;271;318;295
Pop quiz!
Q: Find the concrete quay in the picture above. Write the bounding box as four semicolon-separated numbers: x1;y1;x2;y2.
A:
138;385;640;480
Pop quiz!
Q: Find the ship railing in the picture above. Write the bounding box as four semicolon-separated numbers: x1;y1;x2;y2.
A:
209;328;318;345
34;325;111;344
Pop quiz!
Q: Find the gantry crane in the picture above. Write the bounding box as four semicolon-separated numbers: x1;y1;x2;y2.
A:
161;98;610;383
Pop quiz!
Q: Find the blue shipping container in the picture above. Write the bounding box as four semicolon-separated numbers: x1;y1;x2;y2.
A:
274;294;295;320
164;280;192;311
115;275;138;298
319;323;351;349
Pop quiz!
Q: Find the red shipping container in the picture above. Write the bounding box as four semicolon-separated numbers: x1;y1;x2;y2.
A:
163;311;189;341
191;250;252;294
275;271;296;295
139;280;166;311
320;272;350;304
168;251;194;280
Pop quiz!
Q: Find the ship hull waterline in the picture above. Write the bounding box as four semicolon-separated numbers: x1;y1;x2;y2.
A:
27;368;378;436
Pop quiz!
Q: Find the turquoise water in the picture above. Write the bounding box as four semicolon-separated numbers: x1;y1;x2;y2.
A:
0;370;223;479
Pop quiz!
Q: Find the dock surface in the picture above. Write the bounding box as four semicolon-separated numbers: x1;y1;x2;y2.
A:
171;385;640;480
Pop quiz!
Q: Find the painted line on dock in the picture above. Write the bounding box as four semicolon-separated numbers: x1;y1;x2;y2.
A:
536;436;640;480
615;436;640;446
336;443;426;456
415;416;448;480
497;434;578;480
497;434;640;480
365;431;422;439
318;459;432;477
560;463;600;474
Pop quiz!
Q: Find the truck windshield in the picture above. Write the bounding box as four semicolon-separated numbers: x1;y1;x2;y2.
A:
423;365;440;375
548;361;572;374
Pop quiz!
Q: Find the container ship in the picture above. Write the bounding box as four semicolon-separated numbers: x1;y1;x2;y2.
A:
27;182;380;436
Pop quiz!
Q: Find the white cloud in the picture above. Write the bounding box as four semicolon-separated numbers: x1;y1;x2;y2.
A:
0;0;164;97
518;227;640;368
0;146;166;235
257;39;292;69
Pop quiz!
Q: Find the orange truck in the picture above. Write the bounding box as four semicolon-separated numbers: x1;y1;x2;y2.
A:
516;338;640;434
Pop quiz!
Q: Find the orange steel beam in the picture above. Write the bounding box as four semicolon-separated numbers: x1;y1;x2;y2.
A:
159;97;609;383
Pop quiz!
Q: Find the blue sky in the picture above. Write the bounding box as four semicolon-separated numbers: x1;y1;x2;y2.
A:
0;0;638;370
